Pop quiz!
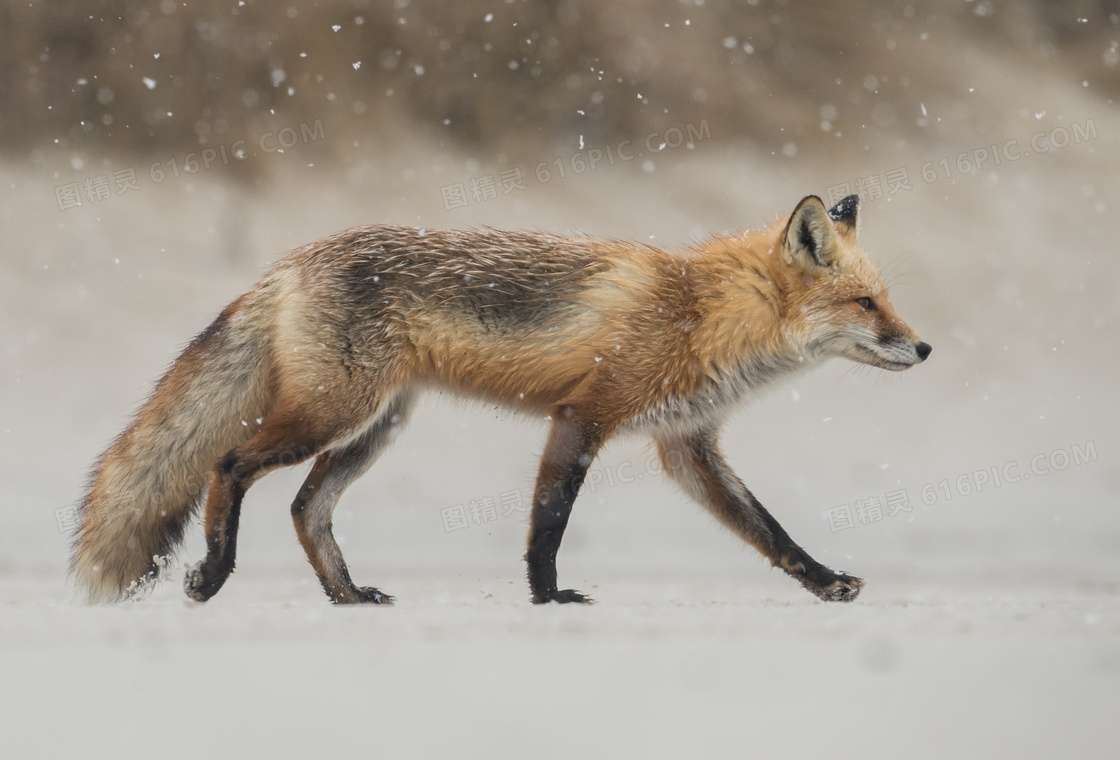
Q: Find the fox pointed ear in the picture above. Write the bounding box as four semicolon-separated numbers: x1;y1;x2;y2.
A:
827;194;860;239
782;195;837;269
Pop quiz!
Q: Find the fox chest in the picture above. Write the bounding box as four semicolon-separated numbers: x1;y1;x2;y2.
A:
620;353;811;435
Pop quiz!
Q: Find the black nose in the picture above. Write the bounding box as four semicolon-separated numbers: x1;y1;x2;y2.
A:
915;342;932;361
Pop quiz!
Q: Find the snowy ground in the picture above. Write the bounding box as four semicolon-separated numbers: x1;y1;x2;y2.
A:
3;67;1119;756
2;564;1118;759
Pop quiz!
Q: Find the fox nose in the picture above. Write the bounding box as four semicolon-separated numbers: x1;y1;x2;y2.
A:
915;342;932;361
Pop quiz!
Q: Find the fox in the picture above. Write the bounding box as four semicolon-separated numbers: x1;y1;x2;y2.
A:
70;193;930;605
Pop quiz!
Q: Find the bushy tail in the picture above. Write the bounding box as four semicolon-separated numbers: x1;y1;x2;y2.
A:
70;300;273;601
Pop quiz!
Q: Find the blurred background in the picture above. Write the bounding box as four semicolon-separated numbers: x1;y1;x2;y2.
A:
1;1;1118;758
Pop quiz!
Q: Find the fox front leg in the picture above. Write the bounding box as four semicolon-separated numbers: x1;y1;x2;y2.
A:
525;411;602;604
655;430;864;602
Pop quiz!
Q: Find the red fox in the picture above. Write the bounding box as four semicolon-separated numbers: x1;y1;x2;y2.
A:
71;194;929;605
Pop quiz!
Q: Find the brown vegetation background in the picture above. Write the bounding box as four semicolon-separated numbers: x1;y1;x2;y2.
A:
2;0;1118;168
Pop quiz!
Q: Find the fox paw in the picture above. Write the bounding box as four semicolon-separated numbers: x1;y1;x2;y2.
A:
183;560;234;603
806;572;864;603
321;578;395;604
183;562;212;603
532;588;595;605
339;586;395;605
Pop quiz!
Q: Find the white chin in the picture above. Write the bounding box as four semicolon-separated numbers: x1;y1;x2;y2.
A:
869;357;914;371
849;344;914;371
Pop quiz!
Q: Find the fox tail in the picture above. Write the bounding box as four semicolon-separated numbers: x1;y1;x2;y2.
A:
70;299;273;601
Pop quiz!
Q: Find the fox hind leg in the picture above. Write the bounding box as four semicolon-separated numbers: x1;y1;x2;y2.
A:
184;401;373;603
292;392;413;604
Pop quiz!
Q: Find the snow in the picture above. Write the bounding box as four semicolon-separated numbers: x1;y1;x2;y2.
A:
3;13;1119;757
4;143;1117;751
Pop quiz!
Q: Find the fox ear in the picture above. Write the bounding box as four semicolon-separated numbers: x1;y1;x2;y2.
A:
782;195;837;269
827;194;860;239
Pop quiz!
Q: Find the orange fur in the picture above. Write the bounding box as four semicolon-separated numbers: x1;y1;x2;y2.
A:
71;194;929;604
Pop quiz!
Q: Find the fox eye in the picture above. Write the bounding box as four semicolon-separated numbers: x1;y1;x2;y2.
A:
856;297;877;311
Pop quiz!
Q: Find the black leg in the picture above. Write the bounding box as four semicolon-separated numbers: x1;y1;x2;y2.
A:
656;429;864;602
526;409;600;604
182;464;247;602
292;394;413;604
184;414;321;602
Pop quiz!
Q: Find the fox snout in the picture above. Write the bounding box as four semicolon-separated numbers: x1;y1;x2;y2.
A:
855;333;930;371
895;337;931;368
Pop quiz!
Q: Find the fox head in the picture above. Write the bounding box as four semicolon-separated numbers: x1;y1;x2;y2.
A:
779;194;931;370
